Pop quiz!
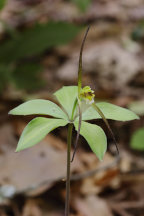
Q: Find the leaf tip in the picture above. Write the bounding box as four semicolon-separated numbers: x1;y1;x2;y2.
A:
97;154;104;161
15;147;20;153
8;108;17;115
15;144;24;152
8;110;12;115
129;113;140;121
125;111;140;121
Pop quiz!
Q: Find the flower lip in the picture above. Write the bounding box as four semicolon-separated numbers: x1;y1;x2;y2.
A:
80;86;95;104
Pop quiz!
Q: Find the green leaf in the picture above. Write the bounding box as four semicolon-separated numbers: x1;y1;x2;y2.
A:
72;0;91;12
9;99;68;120
0;0;6;10
81;102;139;121
131;21;144;41
12;63;44;90
16;118;68;152
130;127;144;151
128;100;144;116
0;64;13;92
0;22;82;63
74;120;107;160
54;86;78;119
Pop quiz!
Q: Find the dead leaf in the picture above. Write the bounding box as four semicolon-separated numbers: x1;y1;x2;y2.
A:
80;153;120;195
0;135;81;197
74;195;113;216
22;200;42;216
0;124;17;154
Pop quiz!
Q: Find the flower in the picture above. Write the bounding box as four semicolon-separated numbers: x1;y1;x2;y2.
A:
80;86;95;104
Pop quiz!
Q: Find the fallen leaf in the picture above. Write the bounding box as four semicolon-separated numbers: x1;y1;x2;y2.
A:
0;135;81;197
80;153;120;195
74;195;113;216
22;199;42;216
0;124;17;154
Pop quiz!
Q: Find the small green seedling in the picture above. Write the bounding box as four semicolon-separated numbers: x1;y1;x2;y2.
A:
130;127;144;151
128;100;144;151
9;26;139;216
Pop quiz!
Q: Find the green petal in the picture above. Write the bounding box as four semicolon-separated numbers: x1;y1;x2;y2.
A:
130;127;144;151
16;118;68;152
54;86;78;118
74;120;107;160
81;102;139;121
9;99;68;120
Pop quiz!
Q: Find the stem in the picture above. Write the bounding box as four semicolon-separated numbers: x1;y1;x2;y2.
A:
70;99;78;121
65;123;73;216
71;99;82;162
92;102;119;154
78;25;90;98
65;26;90;216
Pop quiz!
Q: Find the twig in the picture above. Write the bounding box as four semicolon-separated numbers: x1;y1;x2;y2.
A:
109;200;144;216
92;102;119;155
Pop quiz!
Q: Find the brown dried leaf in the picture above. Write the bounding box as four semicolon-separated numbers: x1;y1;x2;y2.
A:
80;153;120;195
0;124;17;154
22;200;42;216
0;135;81;197
74;195;113;216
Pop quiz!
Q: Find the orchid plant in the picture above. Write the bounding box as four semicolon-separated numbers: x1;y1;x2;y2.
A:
9;26;139;216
